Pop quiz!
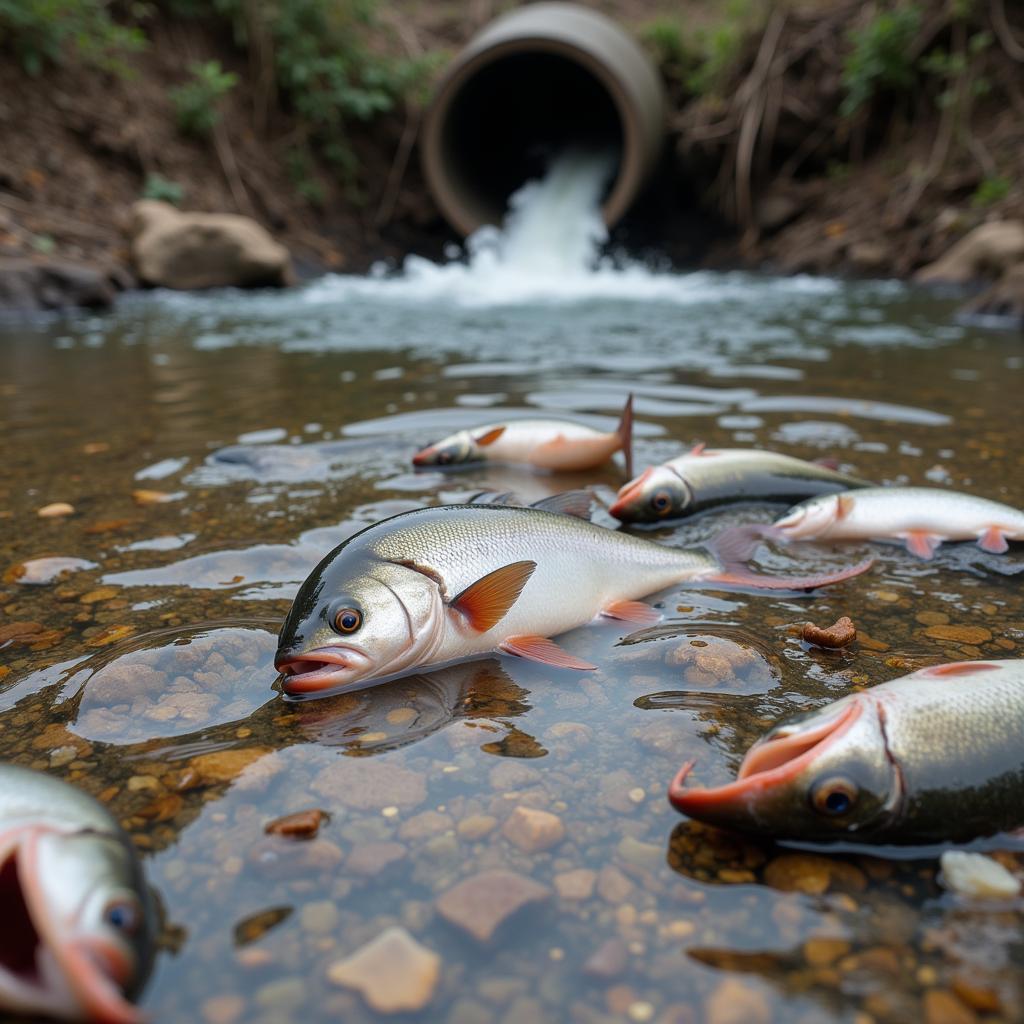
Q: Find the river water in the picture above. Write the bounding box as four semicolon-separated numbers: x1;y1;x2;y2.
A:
2;177;1024;1023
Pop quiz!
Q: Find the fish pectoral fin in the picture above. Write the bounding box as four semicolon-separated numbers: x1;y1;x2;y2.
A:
600;599;661;625
531;490;594;520
978;526;1010;554
474;426;506;447
904;531;942;559
498;634;596;670
450;560;536;632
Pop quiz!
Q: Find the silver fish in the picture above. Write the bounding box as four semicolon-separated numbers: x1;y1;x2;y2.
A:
274;505;870;695
0;765;154;1022
412;395;633;476
771;486;1024;558
611;445;868;523
669;660;1024;844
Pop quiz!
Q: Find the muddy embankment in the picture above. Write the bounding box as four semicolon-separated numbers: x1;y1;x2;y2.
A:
0;0;1023;321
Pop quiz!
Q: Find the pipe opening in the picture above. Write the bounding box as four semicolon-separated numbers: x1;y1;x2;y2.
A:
436;51;623;231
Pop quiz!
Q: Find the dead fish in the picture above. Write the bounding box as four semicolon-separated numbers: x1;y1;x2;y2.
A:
0;765;154;1022
770;486;1024;558
412;394;634;476
610;445;868;523
274;504;871;696
669;660;1024;844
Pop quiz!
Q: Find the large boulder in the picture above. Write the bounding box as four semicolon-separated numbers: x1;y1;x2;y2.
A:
915;220;1024;285
959;263;1024;329
0;258;122;314
130;200;291;290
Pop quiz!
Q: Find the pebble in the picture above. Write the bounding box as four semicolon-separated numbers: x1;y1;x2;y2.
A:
501;806;565;853
131;488;176;505
617;836;662;871
201;994;245;1024
436;869;549;942
254;977;305;1013
37;501;75;517
802;936;851;966
313;759;426;810
553;868;596;901
583;937;628;978
399;809;454;840
264;808;327;839
922;989;980;1024
924;624;992;645
327;926;440;1013
597;865;634;903
801;615;856;649
300;900;339;934
704;977;771;1024
763;853;866;894
457;814;497;840
940;851;1022;898
8;556;96;585
346;841;407;876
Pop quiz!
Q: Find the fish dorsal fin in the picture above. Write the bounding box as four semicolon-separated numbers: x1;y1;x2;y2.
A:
450;560;535;632
835;494;855;520
690;442;707;456
499;634;596;670
813;457;841;471
474;426;506;447
922;662;998;677
531;490;594;520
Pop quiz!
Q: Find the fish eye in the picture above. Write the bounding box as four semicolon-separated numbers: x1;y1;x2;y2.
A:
651;490;672;515
104;897;141;935
333;606;362;634
810;776;859;817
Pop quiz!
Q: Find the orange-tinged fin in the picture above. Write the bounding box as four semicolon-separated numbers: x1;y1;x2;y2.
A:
813;457;840;471
978;526;1009;554
450;560;535;632
499;634;596;670
601;599;661;625
474;426;506;447
904;531;941;559
531;490;594;520
616;393;634;478
690;442;707;456
922;661;998;677
835;494;855;520
704;557;874;592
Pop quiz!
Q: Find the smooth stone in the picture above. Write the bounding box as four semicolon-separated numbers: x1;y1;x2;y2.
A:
327;926;440;1013
501;806;565;853
940;851;1022;898
704;977;771;1024
553;868;596;901
436;869;549;942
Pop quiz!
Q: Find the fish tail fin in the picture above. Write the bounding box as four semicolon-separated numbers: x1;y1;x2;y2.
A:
616;393;634;478
706;524;873;591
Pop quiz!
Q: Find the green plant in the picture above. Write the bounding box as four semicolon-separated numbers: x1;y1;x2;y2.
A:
970;175;1010;207
0;0;145;76
141;172;185;205
286;149;326;207
841;5;922;117
169;59;238;138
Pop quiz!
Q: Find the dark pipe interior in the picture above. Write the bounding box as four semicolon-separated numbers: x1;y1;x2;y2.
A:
441;52;624;224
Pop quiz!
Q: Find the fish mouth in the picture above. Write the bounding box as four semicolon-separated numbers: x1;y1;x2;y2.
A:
609;469;654;519
0;828;142;1023
668;701;862;815
411;445;438;467
275;646;372;694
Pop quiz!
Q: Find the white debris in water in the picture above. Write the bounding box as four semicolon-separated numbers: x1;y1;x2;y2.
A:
298;151;841;308
939;851;1022;899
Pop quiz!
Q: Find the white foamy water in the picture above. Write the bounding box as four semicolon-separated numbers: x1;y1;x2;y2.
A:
301;151;839;309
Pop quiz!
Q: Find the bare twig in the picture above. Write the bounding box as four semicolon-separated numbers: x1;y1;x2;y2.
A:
991;0;1024;61
212;120;255;217
374;105;421;228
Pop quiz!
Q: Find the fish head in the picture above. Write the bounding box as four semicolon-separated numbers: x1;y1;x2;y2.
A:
610;466;692;523
1;824;153;1023
669;694;899;841
276;555;444;695
412;430;476;468
773;494;841;539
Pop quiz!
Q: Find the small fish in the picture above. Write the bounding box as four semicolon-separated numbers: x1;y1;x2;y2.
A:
770;486;1024;558
0;765;154;1022
669;660;1024;844
610;445;868;523
412;395;634;476
274;505;871;696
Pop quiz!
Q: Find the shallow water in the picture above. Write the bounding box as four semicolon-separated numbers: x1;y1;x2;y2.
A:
1;272;1023;1024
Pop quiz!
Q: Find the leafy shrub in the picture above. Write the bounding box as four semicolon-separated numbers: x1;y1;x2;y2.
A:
970;175;1010;207
0;0;145;76
142;172;185;205
841;5;923;117
170;60;238;138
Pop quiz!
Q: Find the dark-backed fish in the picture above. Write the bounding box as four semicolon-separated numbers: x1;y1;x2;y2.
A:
275;504;870;695
0;766;154;1022
669;660;1024;844
611;445;868;523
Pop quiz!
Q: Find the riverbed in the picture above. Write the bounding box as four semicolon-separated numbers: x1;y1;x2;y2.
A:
1;270;1023;1024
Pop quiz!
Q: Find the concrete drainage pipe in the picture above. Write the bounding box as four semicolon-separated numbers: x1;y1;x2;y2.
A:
421;2;667;237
